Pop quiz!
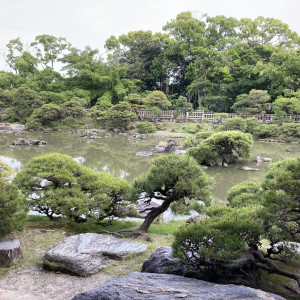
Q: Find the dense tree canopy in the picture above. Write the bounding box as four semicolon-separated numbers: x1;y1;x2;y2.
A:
14;153;135;223
188;131;253;166
1;12;300;126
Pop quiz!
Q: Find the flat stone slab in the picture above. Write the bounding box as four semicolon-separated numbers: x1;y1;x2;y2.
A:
136;151;152;157
43;233;148;276
242;166;259;171
0;239;23;267
71;272;285;300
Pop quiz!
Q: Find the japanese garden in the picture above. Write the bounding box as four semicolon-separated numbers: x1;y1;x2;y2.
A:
0;11;300;300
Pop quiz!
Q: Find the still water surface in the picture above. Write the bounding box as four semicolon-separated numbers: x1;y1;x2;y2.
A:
0;131;299;205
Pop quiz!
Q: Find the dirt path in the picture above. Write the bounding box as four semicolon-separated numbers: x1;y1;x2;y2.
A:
0;266;112;300
0;228;112;300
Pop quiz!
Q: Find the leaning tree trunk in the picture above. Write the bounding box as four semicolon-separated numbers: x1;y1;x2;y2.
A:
139;199;170;232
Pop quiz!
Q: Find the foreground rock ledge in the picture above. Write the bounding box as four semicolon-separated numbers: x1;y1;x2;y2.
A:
142;247;260;288
71;272;285;300
0;239;23;267
43;233;148;276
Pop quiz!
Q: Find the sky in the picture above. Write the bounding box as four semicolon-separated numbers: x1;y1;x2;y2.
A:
0;0;299;70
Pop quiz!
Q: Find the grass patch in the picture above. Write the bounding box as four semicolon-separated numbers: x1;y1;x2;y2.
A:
103;233;174;277
63;220;141;234
148;220;185;234
26;215;61;222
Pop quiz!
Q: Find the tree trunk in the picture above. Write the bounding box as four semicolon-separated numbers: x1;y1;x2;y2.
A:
0;239;23;267
252;249;300;287
139;200;170;232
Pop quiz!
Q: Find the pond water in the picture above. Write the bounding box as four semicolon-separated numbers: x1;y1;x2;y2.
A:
0;131;299;206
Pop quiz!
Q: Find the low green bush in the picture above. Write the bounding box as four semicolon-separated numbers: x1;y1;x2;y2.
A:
252;124;279;138
136;121;157;133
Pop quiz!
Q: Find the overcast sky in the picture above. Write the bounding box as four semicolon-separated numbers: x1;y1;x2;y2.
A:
0;0;299;70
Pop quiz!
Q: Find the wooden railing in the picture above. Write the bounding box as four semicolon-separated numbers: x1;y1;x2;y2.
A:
136;110;300;124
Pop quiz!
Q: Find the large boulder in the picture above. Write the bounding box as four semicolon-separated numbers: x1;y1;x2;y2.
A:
71;272;284;300
12;138;47;146
0;239;23;267
141;247;186;276
142;247;261;288
164;139;178;152
43;233;148;276
153;139;178;153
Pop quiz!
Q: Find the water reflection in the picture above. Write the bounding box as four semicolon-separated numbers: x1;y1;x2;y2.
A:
0;155;22;171
0;131;299;204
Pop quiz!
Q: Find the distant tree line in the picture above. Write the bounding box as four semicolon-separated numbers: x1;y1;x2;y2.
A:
1;13;300;127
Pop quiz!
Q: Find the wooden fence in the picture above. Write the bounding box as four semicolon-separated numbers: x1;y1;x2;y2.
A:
136;110;300;124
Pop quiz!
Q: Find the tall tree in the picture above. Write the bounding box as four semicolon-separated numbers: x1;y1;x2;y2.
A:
31;35;70;70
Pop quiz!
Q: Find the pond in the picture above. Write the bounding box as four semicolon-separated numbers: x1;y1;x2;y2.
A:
0;131;299;206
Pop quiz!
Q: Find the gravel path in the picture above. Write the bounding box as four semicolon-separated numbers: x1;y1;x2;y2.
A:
0;265;112;300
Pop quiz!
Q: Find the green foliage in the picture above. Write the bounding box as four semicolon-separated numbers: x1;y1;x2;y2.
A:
251;124;279;138
6;87;43;122
136;121;156;133
232;89;271;114
123;94;147;113
132;154;213;231
26;103;63;128
273;97;300;123
61;98;86;119
145;91;171;110
40;91;67;105
173;207;262;263
218;117;247;132
97;102;137;130
173;158;300;285
278;123;300;141
188;131;253;166
244;118;261;134
14;153;135;223
195;131;214;140
173;96;193;117
261;158;300;243
0;164;27;238
227;181;263;207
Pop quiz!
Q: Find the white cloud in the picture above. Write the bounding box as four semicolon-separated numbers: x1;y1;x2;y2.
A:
0;0;299;70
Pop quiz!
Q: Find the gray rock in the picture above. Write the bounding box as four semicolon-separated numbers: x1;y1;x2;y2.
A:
242;166;259;171
136;151;152;157
174;149;186;155
253;156;272;163
153;145;166;153
142;247;261;288
43;233;148;276
164;139;177;152
186;214;208;225
12;138;47;146
153;139;178;153
141;247;186;275
0;239;23;267
72;272;284;300
134;201;160;218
